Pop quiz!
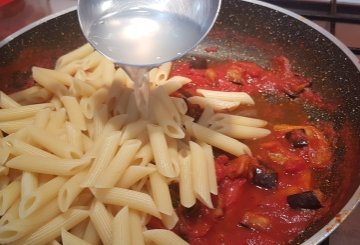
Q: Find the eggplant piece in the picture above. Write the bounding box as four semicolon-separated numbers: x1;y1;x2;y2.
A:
226;68;244;84
239;212;272;231
252;167;278;189
285;128;308;148
287;191;323;210
185;100;203;122
189;56;208;69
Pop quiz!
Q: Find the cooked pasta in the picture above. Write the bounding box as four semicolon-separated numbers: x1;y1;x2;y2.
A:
0;43;271;245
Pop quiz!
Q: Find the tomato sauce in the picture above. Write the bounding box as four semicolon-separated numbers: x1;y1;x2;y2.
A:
149;56;340;244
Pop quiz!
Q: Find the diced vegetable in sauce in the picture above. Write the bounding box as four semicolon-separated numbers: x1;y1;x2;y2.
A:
147;57;340;244
287;191;323;210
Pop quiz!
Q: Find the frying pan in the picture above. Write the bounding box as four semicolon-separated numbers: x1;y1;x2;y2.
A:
0;0;359;244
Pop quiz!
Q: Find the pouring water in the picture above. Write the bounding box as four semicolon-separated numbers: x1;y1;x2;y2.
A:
78;0;221;115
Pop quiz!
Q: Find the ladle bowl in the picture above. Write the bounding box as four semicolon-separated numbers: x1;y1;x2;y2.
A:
78;0;222;67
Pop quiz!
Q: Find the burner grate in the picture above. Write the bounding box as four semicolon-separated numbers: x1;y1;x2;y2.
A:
262;0;360;55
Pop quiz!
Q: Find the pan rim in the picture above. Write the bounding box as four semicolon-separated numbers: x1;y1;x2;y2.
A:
0;3;359;245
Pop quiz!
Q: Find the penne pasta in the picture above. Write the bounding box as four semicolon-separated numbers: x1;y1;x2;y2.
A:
149;170;173;215
187;96;241;111
83;219;101;245
157;62;172;83
129;210;145;245
80;88;108;120
0;166;9;176
32;67;69;96
61;229;91;245
0;139;11;165
69;218;88;239
71;78;96;97
116;166;156;189
46;108;67;132
61;96;87;131
6;155;91;176
197;106;215;126
143;229;189;245
58;171;87;212
100;59;115;86
150;96;185;139
153;86;182;124
160;76;192;94
210;113;268;127
56;43;94;69
0;103;53;121
196;89;255;105
92;187;161;218
19;176;67;218
160;210;179;230
119;119;147;144
186;121;252;156
9;86;42;102
178;149;196;208
92;104;109;140
81;132;121;187
20;171;38;200
112;206;130;245
167;137;180;176
34;108;51;128
78;51;104;73
113;67;133;88
210;122;271;139
48;240;62;245
0;91;20;108
89;201;113;245
0;179;21;216
10;208;89;245
21;87;52;104
131;143;154;166
201;143;218;195
147;124;176;178
148;67;159;84
171;97;188;115
95;139;142;188
65;121;84;154
0;198;19;226
189;141;213;208
7;137;59;159
0;199;60;243
0;118;34;134
27;126;82;159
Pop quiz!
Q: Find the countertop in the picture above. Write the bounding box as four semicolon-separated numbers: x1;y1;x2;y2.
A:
0;0;359;244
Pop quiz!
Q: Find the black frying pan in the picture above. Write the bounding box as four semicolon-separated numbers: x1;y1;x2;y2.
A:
0;0;359;244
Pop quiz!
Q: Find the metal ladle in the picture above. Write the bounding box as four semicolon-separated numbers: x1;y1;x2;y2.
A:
77;0;222;67
77;0;221;116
